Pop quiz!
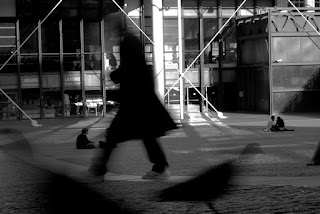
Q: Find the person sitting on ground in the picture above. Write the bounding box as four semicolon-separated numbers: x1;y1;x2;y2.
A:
264;115;276;132
76;128;95;149
275;116;294;131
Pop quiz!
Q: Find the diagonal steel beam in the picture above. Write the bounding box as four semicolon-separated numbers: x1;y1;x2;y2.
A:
287;0;320;36
0;0;63;72
112;0;247;118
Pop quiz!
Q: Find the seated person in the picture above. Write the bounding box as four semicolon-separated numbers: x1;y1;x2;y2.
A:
275;116;294;131
264;115;276;132
76;128;95;149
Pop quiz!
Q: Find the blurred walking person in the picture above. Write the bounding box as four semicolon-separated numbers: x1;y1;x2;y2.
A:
89;30;177;180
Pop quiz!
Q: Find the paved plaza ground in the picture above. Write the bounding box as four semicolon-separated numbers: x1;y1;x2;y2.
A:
1;109;320;213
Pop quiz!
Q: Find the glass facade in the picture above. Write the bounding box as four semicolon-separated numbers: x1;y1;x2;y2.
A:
0;0;319;119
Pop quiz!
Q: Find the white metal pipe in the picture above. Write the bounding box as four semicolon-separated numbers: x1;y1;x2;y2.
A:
152;0;165;103
111;0;230;118
177;0;184;120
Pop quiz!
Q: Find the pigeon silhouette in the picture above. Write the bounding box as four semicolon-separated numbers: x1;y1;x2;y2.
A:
159;160;234;213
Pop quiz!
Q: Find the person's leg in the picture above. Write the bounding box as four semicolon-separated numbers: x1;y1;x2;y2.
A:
88;141;115;176
142;137;169;173
307;142;320;165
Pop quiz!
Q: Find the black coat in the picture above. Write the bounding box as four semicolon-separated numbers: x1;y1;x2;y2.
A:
107;32;177;144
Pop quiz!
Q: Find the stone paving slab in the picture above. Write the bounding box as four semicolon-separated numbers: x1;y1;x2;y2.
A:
2;111;320;213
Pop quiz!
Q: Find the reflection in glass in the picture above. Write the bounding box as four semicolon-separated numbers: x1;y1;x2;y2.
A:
184;18;199;68
84;53;101;71
203;18;218;64
104;12;121;68
0;55;17;73
0;91;18;120
164;19;178;69
224;32;237;64
43;91;61;118
21;89;40;113
84;21;101;53
63;54;80;72
20;22;38;53
0;23;17;73
185;52;200;68
63;20;80;53
21;55;38;73
42;21;59;53
43;55;60;72
184;19;199;51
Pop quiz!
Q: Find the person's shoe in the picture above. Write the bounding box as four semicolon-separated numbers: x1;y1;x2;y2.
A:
142;170;170;180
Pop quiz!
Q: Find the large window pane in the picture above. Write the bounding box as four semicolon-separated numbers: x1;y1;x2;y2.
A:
21;55;38;73
0;90;18;120
104;13;121;62
21;88;41;119
63;20;80;53
20;21;38;53
84;53;101;70
84;21;101;53
222;0;236;7
258;0;274;7
164;19;178;68
126;17;140;38
82;0;101;20
224;32;237;64
42;21;59;53
43;91;61;118
184;18;200;58
63;54;80;72
203;18;218;64
43;55;60;72
203;0;217;8
164;0;177;7
0;22;17;73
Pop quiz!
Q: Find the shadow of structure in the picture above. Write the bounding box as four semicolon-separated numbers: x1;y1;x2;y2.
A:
281;67;320;113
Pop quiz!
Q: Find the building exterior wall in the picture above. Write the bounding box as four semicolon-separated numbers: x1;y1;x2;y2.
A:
270;12;320;113
0;0;319;120
237;8;320;114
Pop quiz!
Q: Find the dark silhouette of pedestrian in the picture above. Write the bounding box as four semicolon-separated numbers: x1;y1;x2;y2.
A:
89;30;177;180
275;116;294;131
76;128;95;149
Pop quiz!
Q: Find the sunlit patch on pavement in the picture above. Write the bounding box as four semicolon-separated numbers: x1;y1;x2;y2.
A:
189;122;210;126
240;154;296;164
170;150;193;154
198;146;244;152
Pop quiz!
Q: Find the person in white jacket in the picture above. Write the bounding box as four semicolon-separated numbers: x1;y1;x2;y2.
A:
264;115;275;132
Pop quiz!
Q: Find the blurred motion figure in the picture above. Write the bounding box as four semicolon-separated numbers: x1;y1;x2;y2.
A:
89;30;177;180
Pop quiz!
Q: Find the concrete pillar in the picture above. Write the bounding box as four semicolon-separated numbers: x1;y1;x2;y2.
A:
152;0;165;104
